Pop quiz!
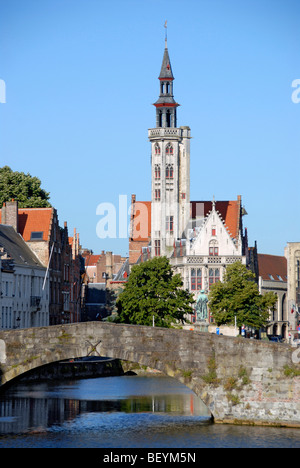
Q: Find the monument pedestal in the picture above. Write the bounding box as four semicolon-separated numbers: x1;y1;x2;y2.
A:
194;320;209;333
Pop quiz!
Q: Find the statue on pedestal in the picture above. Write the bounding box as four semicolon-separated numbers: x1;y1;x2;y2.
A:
195;290;208;322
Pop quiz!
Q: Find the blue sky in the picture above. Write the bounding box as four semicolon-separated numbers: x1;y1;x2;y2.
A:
1;0;299;257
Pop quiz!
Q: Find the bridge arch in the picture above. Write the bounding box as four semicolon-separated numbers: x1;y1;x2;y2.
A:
0;322;299;427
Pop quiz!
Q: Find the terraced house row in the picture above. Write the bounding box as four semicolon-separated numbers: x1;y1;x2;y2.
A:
0;200;83;327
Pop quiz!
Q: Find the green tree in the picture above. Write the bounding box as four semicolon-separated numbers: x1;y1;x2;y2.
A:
209;261;277;330
0;166;51;208
116;256;195;328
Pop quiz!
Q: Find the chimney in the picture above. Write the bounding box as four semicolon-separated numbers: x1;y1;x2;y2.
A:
2;199;19;232
106;251;113;279
76;232;80;255
72;228;76;259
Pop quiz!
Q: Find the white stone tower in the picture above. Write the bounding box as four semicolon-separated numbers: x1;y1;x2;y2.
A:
148;36;191;257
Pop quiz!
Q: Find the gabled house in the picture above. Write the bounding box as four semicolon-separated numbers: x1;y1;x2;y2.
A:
0;200;83;324
0;224;49;329
130;195;248;323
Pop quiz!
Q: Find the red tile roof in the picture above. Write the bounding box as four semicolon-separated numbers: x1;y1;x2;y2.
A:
0;207;53;242
191;200;241;240
18;208;53;242
257;254;287;282
82;254;101;266
130;198;242;241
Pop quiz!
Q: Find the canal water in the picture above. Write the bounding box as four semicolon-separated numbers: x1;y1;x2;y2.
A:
0;375;299;448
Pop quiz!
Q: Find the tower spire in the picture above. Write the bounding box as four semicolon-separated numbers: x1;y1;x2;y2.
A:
153;28;179;128
149;32;191;259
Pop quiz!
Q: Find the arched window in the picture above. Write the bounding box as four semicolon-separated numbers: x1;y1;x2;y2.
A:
209;239;219;256
158;111;163;127
155;165;161;179
154;144;161;155
166;110;171;127
165;143;173;155
166;164;174;179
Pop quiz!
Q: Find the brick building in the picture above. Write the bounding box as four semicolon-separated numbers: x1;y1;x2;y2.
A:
0;200;83;324
82;250;127;283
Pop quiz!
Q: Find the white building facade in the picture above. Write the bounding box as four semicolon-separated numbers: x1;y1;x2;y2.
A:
0;225;49;330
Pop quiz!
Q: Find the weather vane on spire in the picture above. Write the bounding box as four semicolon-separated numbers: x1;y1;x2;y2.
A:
164;20;168;46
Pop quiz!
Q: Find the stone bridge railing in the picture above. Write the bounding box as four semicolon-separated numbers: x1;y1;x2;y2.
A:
0;322;299;427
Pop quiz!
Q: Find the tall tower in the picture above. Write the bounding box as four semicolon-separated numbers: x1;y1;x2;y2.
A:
148;36;191;257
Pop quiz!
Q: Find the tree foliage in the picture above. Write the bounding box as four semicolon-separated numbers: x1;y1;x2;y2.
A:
209;261;277;329
116;256;195;328
0;166;51;208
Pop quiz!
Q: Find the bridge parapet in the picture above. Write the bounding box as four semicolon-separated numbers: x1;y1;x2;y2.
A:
0;322;299;427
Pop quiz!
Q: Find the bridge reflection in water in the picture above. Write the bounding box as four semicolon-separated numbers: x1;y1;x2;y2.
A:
0;376;299;448
0;375;211;436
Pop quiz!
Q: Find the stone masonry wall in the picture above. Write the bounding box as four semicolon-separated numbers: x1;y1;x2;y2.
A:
0;322;299;427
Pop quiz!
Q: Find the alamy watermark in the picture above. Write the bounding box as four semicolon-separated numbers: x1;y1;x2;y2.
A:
96;195;131;239
95;195;203;240
0;79;299;105
0;79;6;103
291;79;300;104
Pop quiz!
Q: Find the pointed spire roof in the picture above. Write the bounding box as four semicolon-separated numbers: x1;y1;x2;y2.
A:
159;39;174;80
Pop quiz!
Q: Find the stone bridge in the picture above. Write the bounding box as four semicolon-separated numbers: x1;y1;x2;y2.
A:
0;322;299;427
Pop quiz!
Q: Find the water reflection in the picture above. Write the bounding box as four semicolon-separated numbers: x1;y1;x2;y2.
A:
1;376;299;448
0;376;210;435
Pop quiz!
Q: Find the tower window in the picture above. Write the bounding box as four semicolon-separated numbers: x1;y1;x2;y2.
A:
159;111;163;127
166;216;174;233
155;189;161;201
155;165;161;179
165;143;173;155
154;240;161;257
155;144;161;155
166;110;171;127
166;164;174;179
